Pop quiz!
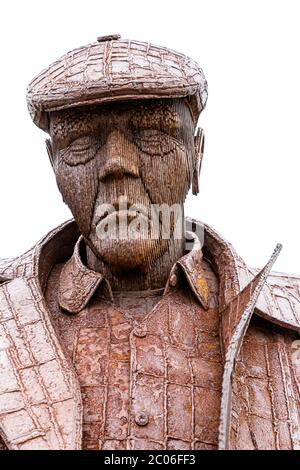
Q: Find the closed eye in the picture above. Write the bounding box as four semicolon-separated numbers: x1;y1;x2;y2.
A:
69;136;92;153
59;136;102;166
133;129;185;156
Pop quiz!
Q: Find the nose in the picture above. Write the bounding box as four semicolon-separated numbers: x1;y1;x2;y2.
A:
98;129;139;181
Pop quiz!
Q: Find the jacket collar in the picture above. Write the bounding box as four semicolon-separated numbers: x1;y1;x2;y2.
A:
58;231;210;314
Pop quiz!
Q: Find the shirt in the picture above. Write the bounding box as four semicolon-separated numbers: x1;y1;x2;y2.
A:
45;234;222;450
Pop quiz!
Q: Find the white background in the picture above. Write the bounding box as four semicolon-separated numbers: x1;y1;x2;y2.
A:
0;0;299;273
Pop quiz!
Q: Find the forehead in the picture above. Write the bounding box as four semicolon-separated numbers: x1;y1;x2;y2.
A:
49;98;193;129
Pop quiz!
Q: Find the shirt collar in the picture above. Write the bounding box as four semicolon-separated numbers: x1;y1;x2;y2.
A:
58;232;209;314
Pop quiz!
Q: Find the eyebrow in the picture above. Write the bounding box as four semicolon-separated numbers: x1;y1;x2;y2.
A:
129;106;181;130
50;109;94;138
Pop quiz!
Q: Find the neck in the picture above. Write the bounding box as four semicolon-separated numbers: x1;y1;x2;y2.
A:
85;235;185;291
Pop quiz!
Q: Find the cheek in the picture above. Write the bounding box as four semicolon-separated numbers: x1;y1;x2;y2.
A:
139;149;190;204
54;156;99;236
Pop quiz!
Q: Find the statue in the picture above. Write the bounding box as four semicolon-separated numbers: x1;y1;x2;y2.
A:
0;34;300;451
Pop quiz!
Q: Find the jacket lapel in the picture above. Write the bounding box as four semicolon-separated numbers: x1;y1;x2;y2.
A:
218;244;282;450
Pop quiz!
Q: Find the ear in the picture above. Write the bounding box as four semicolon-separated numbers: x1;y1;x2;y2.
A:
192;127;205;195
45;139;55;169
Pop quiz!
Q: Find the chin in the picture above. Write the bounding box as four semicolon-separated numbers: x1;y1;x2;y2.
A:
89;236;168;272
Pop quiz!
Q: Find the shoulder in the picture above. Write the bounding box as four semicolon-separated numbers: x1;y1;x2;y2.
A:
255;269;300;332
192;216;300;332
0;220;79;287
0;248;35;283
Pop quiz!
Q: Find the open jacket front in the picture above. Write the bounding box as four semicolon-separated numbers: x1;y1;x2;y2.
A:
0;219;299;450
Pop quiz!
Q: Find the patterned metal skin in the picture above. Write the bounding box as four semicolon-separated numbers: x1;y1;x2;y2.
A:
26;37;208;131
0;223;83;450
2;35;299;452
0;279;82;450
0;220;300;450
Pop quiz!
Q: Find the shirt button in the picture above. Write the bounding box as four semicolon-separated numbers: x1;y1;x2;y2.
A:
133;325;147;338
169;273;178;287
135;413;149;426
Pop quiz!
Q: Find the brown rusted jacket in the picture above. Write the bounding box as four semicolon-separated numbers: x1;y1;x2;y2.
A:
0;219;299;450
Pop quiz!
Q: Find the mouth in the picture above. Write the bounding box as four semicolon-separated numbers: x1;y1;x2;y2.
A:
95;201;150;227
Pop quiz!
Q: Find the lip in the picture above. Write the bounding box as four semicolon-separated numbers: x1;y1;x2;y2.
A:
95;210;150;239
95;202;150;226
97;209;148;225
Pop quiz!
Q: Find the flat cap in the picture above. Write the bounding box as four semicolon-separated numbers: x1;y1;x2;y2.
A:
27;35;208;131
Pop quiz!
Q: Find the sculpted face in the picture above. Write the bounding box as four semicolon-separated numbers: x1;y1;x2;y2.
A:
48;99;196;271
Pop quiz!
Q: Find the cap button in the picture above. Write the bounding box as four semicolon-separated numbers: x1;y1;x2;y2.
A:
97;34;121;42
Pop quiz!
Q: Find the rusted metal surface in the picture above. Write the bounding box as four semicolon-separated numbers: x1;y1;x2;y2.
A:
0;36;299;450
